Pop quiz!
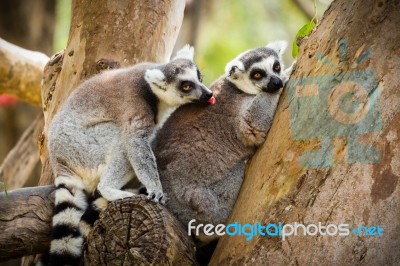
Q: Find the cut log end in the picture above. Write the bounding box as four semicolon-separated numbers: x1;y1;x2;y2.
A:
84;195;197;266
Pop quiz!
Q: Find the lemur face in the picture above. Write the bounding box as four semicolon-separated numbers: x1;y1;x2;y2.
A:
145;45;215;106
225;40;290;95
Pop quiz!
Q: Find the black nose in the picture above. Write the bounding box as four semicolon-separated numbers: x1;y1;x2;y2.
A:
265;76;283;93
200;90;213;103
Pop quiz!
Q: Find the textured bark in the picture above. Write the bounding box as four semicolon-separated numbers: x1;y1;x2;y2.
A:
0;188;196;265
0;115;43;190
0;38;49;106
39;0;186;186
0;186;54;262
84;196;196;266
211;0;400;265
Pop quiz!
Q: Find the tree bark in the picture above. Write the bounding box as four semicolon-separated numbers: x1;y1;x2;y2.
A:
210;0;400;265
0;187;196;265
0;186;54;262
0;38;49;106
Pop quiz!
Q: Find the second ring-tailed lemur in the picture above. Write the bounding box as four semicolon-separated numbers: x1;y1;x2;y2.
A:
153;41;294;243
43;45;214;266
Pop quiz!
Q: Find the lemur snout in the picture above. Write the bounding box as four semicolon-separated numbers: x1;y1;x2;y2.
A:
201;88;216;104
265;76;283;93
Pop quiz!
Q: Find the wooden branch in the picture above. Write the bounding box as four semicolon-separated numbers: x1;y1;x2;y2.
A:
0;187;196;265
85;196;196;265
0;38;49;106
0;114;44;190
0;186;54;262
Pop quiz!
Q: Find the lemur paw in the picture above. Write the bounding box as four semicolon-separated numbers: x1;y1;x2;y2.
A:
99;189;135;201
147;191;168;204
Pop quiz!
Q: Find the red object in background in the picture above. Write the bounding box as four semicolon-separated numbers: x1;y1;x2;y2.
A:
0;94;18;105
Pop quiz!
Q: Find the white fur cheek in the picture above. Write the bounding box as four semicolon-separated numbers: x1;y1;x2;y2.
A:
228;78;260;95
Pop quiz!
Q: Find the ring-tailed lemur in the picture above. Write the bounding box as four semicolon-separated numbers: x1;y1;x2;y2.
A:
42;45;214;266
153;41;294;243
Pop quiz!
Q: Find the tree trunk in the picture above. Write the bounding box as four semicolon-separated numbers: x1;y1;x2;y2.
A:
210;0;400;265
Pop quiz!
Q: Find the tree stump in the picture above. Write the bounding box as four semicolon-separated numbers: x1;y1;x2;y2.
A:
85;196;197;266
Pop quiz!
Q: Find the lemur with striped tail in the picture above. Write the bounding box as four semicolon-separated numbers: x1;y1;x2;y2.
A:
41;45;214;266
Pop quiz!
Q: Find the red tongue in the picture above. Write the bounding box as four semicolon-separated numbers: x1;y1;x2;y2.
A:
208;96;216;105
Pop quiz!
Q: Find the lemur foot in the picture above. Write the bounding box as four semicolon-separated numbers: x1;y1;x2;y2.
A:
147;191;168;204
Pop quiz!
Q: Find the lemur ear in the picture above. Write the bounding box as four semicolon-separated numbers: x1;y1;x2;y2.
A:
225;58;245;80
144;69;166;89
173;44;195;60
266;40;288;56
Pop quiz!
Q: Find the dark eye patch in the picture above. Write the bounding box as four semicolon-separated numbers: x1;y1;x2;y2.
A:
273;60;281;73
180;81;194;93
250;69;267;80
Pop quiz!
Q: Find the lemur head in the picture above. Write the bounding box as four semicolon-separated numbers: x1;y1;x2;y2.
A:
224;40;289;94
145;45;215;106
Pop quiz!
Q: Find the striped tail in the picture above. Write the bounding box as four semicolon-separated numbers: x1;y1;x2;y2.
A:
79;191;108;238
47;175;89;266
38;187;108;266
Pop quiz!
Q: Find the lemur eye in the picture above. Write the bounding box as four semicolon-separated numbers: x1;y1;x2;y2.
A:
251;71;265;80
273;62;281;72
181;81;193;92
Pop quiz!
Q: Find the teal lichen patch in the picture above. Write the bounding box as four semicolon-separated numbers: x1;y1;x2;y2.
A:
286;38;381;168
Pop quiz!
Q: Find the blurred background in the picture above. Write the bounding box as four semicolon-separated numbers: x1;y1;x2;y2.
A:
0;0;330;265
